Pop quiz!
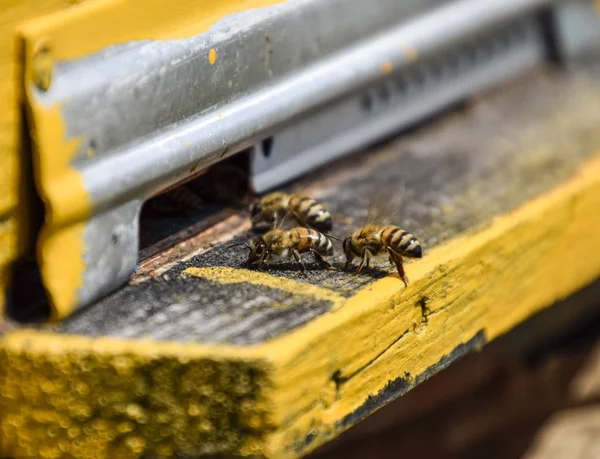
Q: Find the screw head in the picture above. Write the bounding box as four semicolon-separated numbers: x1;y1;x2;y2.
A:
32;42;53;92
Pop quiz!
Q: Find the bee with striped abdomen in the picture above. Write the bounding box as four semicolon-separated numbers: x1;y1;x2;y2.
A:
244;227;334;271
342;225;422;286
249;192;333;232
342;184;422;286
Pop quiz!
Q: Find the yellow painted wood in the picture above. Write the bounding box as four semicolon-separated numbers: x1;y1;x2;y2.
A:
2;152;600;458
20;0;286;61
265;153;600;454
17;0;285;318
184;266;346;310
0;0;105;317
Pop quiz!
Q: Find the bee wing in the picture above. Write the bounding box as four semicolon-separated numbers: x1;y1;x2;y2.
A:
276;211;291;229
363;181;406;226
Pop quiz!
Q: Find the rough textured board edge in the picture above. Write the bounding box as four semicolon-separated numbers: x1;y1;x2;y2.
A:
294;330;487;454
2;153;600;457
337;330;487;431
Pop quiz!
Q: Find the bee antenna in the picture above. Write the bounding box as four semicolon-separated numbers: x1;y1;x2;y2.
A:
228;241;250;250
323;233;342;242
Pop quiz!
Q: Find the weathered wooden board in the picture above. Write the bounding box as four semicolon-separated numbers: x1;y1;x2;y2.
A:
2;64;600;458
310;280;600;459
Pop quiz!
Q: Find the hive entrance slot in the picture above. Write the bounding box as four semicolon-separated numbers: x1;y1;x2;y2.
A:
138;153;251;254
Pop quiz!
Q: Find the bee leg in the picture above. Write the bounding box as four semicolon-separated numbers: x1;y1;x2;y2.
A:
251;212;265;226
258;252;271;270
356;251;372;274
292;250;307;273
344;253;354;271
388;249;408;286
310;249;336;270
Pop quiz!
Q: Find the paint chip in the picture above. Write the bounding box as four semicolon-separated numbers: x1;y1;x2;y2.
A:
381;61;393;75
399;42;418;62
209;48;217;65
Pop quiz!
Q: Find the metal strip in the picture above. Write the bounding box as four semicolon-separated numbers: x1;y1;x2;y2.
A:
79;0;556;210
24;0;565;317
250;17;547;191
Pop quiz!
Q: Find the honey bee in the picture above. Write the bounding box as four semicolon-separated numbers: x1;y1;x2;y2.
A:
342;185;422;286
243;227;335;271
249;192;333;232
343;226;422;286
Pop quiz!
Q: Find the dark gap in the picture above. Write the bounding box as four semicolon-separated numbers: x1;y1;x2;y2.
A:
7;259;50;323
5;103;51;323
261;136;274;158
526;312;600;365
138;151;251;251
520;285;600;366
538;8;562;65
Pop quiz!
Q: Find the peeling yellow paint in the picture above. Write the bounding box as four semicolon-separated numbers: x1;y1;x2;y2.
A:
21;34;89;320
380;61;393;75
0;0;89;311
2;152;600;458
184;266;345;310
18;0;287;61
399;41;418;61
